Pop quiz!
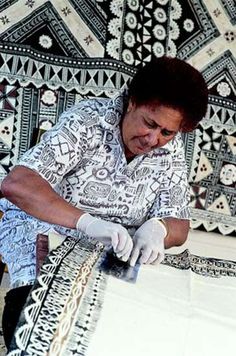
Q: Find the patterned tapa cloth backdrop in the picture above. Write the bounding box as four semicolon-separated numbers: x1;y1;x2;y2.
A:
0;0;235;235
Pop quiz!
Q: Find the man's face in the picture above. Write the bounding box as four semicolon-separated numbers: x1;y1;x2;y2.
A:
121;101;183;158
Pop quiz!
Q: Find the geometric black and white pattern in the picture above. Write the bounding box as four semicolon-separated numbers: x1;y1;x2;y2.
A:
0;0;235;235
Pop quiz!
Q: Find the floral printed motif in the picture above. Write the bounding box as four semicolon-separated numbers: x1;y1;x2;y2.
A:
39;35;53;49
41;90;57;106
217;82;231;97
107;39;120;60
122;49;134;65
154;7;167;23
153;25;166;40
108;18;121;37
183;19;194;32
170;0;182;20
124;31;136;47
153;42;165;57
126;12;137;29
127;0;139;12
220;164;236;186
110;0;123;16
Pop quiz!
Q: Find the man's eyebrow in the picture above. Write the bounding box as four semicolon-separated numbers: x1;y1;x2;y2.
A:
161;127;177;134
146;117;178;134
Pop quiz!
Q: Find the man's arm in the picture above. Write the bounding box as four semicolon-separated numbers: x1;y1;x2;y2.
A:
1;165;84;229
163;217;190;248
1;165;134;259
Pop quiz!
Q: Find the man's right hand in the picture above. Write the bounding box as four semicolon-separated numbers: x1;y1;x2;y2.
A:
76;213;133;262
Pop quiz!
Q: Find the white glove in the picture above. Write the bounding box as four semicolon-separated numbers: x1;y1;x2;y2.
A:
129;218;167;267
76;213;133;262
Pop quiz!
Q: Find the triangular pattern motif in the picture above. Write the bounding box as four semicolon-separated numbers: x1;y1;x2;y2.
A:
194;152;214;182
0;114;14;148
224;114;235;128
207;195;232;215
0;151;11;174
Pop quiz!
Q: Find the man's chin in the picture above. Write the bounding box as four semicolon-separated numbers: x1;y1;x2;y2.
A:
125;144;152;157
136;146;151;154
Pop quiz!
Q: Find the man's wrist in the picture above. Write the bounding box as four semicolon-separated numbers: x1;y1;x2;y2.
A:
159;219;169;239
76;213;95;232
149;218;168;239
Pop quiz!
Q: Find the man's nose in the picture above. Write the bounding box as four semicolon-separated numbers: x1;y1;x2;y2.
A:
147;129;161;146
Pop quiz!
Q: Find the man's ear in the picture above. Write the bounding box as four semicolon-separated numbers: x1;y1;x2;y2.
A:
127;99;135;113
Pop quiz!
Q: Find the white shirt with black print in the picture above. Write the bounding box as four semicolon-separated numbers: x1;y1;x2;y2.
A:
19;91;190;226
0;92;190;287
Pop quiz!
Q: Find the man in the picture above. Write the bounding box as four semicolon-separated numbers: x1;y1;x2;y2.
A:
0;56;208;348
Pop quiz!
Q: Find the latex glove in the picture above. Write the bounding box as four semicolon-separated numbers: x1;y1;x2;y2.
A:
76;213;133;262
129;218;167;267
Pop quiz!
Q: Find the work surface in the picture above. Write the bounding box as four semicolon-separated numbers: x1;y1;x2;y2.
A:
8;230;236;356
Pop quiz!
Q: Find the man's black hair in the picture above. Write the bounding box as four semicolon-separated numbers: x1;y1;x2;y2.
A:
128;56;208;132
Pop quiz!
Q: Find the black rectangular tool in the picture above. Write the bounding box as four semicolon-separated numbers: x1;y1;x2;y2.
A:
99;249;140;283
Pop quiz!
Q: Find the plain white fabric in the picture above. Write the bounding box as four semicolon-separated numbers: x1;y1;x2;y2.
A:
86;230;236;356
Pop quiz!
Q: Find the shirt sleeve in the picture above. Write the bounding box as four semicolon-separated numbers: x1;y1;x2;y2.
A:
17;107;89;189
148;135;190;220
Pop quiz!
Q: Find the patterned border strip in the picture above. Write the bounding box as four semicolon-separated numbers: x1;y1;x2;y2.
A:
8;237;78;355
219;0;236;25
64;266;107;355
8;237;104;355
0;44;135;93
0;0;17;12
68;0;107;44
203;50;236;88
48;246;104;355
190;208;236;235
191;208;236;227
164;249;236;277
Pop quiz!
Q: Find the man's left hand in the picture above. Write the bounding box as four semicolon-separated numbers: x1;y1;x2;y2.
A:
129;218;167;267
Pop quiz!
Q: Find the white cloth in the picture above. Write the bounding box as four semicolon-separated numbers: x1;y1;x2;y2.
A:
86;246;236;356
